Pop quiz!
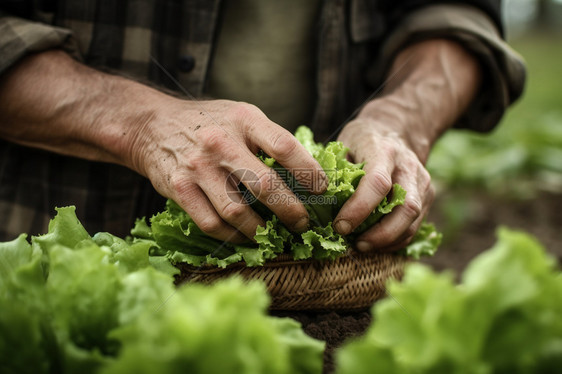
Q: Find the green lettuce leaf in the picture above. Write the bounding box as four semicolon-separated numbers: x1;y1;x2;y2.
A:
399;222;442;259
254;215;292;259
32;206;93;254
0;235;53;374
0;294;54;374
46;244;121;371
300;224;347;261
0;234;44;291
115;267;176;326
295;126;324;155
336;228;562;374
102;277;324;374
130;217;153;240
1;206;325;373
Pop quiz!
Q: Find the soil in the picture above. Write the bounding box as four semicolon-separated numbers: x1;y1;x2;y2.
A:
271;310;372;374
421;190;562;274
275;190;562;374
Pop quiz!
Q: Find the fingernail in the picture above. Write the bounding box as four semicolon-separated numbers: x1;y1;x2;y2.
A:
294;216;309;232
334;220;352;235
356;241;373;252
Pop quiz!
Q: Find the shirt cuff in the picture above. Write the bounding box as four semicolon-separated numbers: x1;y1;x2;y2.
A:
0;15;81;74
374;4;526;132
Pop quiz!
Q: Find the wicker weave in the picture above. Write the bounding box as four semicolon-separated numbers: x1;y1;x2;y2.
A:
176;250;407;311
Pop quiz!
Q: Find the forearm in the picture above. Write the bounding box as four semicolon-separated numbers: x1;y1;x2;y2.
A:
0;49;329;240
0;49;168;174
355;39;482;163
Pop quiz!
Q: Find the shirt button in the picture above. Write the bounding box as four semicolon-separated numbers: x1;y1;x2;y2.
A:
178;55;195;73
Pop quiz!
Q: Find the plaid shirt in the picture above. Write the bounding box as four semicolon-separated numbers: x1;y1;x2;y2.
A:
0;0;525;240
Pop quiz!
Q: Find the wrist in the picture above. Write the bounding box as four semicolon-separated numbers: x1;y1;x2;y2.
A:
355;39;482;163
355;97;434;163
85;75;175;175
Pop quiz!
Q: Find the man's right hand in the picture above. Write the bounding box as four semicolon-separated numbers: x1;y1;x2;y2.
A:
129;99;328;242
0;50;327;242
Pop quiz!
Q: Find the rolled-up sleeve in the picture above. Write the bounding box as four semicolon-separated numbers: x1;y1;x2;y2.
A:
376;4;526;132
0;14;81;74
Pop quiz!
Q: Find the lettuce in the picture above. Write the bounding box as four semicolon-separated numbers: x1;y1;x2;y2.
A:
0;207;324;374
398;222;442;259
336;228;562;374
102;277;324;374
0;235;51;374
137;126;439;268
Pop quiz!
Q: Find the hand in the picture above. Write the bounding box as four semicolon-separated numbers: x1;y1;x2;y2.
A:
334;115;434;252
331;39;482;251
0;50;328;243
129;99;328;243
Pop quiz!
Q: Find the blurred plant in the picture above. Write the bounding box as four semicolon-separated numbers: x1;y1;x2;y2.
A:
0;207;325;374
336;228;562;374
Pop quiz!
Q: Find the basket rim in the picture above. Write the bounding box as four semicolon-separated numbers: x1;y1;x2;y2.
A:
175;248;405;274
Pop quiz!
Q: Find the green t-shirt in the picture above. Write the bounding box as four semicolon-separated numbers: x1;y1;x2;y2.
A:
205;0;321;132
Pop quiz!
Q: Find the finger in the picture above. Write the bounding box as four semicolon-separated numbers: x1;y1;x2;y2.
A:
172;182;248;243
355;215;422;253
356;190;422;249
199;170;267;240
229;160;310;232
332;152;395;235
245;121;328;194
358;234;415;253
195;123;310;232
356;177;433;251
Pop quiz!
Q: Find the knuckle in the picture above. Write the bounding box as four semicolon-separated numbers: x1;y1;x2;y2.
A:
221;201;246;221
404;225;417;239
427;183;436;204
365;170;393;196
184;153;207;172
403;198;422;219
200;129;231;153
270;131;298;159
197;216;224;234
227;102;261;124
168;174;192;196
401;152;419;169
421;166;431;181
381;142;398;159
420;168;432;187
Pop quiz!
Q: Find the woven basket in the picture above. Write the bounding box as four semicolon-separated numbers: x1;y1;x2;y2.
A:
176;250;407;311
